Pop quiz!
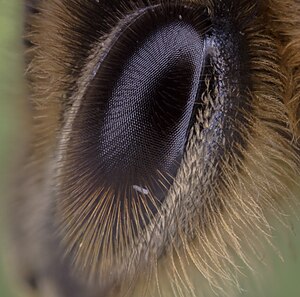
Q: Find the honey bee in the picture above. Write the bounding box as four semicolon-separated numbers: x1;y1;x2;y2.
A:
10;1;300;296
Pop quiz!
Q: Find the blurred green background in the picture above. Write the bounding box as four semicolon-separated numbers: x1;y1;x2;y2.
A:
0;1;23;297
0;1;299;297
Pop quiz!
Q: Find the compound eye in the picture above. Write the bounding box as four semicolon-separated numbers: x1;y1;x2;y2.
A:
56;2;249;277
59;6;212;236
76;25;207;227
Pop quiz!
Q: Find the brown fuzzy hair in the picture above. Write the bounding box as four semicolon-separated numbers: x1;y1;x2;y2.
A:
11;1;300;297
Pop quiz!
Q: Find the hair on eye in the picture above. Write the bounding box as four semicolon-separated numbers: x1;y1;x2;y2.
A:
9;0;300;297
